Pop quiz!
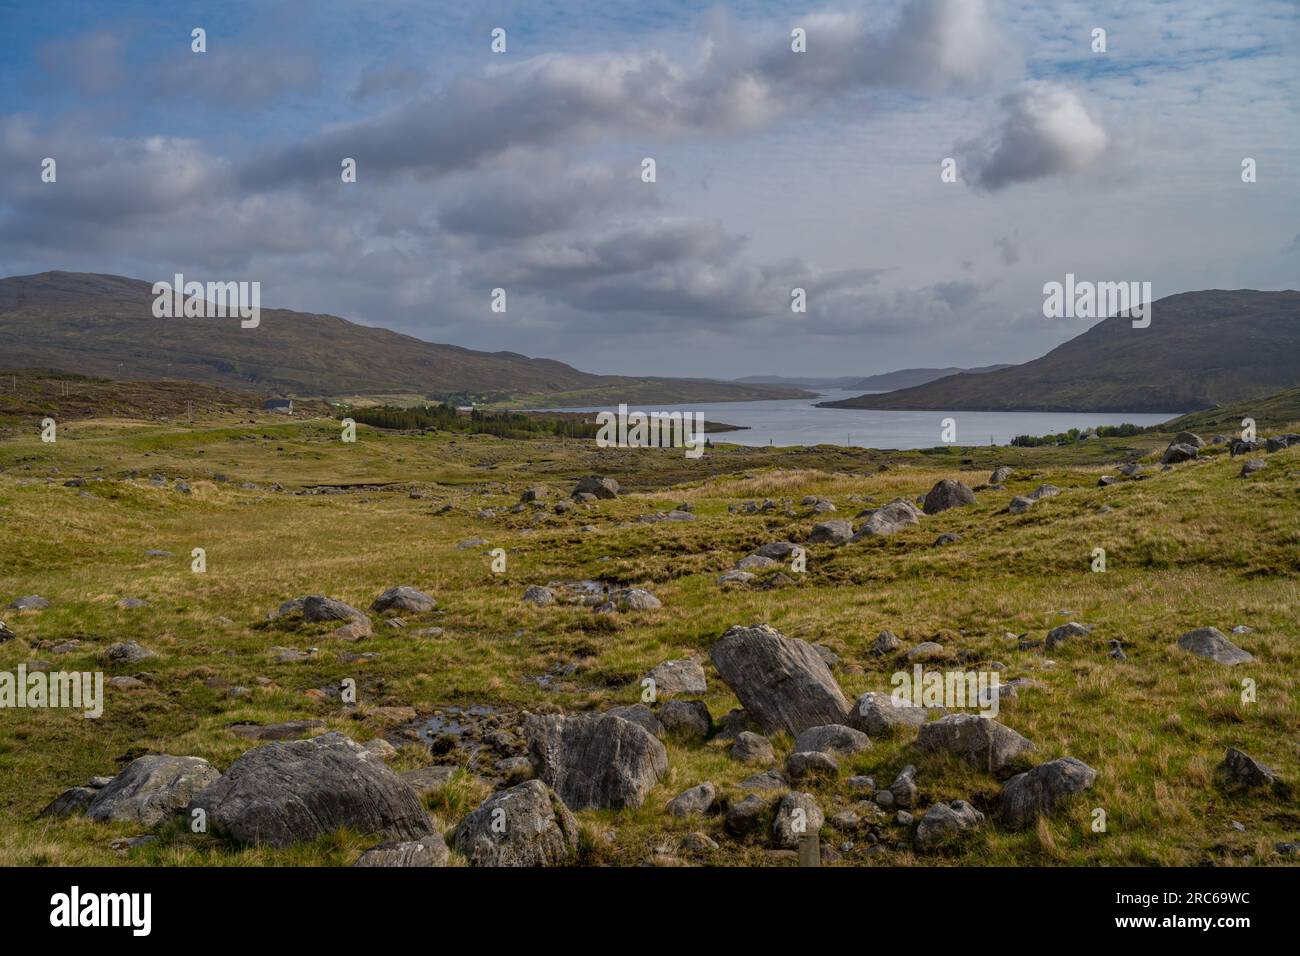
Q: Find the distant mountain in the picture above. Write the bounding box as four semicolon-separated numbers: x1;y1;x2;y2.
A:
0;272;812;404
819;290;1300;413
844;365;1012;391
734;375;865;390
734;368;1010;392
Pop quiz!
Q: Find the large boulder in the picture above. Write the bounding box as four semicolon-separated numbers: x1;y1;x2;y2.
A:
188;732;432;847
353;833;449;867
809;520;854;545
666;782;716;819
1217;747;1285;793
1161;443;1198;464
524;712;667;810
915;800;984;850
1046;621;1092;650
709;624;851;735
923;479;976;515
452;780;579;867
658;699;711;740
604;703;663;738
1174;431;1205;448
1177;627;1253;665
302;595;368;624
572;476;619;500
644;659;707;696
793;724;872;756
771;792;824;849
730;731;775;765
851;691;932;736
87;755;221;827
370;586;436;614
998;757;1098;829
753;541;800;560
917;714;1036;772
608;588;661;611
852;501;920;539
989;466;1014;484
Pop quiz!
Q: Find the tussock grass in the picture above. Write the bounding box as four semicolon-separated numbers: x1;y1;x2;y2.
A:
0;413;1296;866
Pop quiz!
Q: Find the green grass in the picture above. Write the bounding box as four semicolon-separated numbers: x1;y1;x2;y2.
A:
0;410;1297;866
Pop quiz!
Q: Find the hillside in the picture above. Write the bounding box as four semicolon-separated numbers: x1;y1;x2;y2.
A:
846;365;1012;391
1;410;1296;870
820;290;1300;412
0;272;810;404
1161;384;1300;434
733;367;1011;392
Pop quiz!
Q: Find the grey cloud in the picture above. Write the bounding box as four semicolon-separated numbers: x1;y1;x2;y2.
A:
152;49;318;107
39;30;127;95
439;162;656;240
351;63;429;101
241;0;1014;190
995;236;1020;265
956;81;1109;192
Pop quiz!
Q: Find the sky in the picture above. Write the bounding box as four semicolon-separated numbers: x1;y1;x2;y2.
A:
1;0;1297;379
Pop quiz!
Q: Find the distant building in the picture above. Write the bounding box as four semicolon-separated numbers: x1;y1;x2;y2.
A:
264;399;294;414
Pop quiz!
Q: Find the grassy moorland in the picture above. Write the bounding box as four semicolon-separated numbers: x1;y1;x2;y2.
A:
0;407;1296;867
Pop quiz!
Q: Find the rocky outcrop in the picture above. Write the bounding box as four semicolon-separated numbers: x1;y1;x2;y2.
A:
87;755;221;827
709;624;851;735
916;714;1036;772
524;712;668;810
452;780;579;866
188;733;432;847
998;757;1098;829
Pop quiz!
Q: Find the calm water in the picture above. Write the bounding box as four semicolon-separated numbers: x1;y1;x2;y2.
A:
548;389;1181;450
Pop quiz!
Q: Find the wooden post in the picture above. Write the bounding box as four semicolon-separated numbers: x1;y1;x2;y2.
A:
798;832;821;867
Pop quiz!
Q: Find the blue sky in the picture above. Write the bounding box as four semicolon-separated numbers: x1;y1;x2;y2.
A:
1;0;1297;377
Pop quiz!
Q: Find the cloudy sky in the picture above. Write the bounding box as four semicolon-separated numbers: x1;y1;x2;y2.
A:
1;0;1297;379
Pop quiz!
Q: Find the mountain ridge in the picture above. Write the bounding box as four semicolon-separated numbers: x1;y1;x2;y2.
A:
819;290;1300;413
0;271;812;404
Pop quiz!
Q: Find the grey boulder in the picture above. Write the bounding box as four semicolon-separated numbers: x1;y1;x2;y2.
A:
644;659;706;695
916;714;1036;772
572;476;619;499
809;520;854;544
87;755;221;827
915;800;984;850
852;501;920;539
658;699;712;740
793;723;872;756
353;833;449;867
709;623;851;735
666;782;716;819
1177;627;1253;665
370;586;436;614
998;757;1098;829
771;792;824;849
923;479;976;515
851;691;931;736
452;780;579;866
188;732;432;847
524;712;667;810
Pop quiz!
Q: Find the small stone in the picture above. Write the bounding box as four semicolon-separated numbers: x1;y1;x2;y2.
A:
730;731;775;765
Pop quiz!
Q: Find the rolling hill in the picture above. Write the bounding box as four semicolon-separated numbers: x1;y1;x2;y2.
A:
0;272;810;405
819;290;1300;413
